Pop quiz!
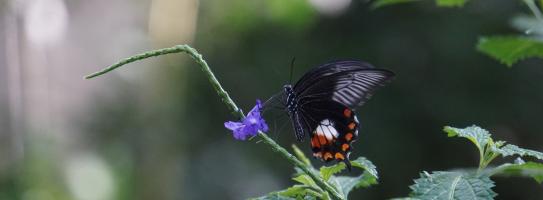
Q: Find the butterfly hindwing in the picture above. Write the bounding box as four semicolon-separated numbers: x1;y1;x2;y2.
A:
300;101;358;168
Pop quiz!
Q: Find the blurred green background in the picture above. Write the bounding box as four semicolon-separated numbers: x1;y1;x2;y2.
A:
0;0;542;199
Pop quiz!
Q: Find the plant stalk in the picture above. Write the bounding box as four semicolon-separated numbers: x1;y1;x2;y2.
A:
85;45;344;200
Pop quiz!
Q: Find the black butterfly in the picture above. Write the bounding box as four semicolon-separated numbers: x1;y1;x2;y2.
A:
267;60;394;169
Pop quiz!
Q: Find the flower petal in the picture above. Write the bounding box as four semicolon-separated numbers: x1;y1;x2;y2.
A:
224;99;269;141
224;121;244;131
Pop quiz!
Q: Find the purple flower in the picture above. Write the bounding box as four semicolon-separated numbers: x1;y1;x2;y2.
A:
224;100;269;140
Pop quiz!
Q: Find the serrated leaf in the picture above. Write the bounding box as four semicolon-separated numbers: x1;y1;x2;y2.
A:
320;162;346;181
329;171;378;198
370;0;420;9
492;144;543;160
293;174;318;188
436;0;468;7
444;125;491;156
410;171;497;200
254;185;324;200
350;157;379;179
319;157;379;197
277;185;312;197
319;157;378;182
491;162;543;183
477;36;543;67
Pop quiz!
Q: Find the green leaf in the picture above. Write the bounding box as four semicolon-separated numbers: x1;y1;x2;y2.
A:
321;157;379;197
436;0;469;7
293;174;318;188
491;162;543;183
410;171;497;200
277;185;312;197
292;144;312;167
250;193;297;200
492;144;543;160
329;171;378;198
253;185;324;200
444;125;492;156
350;157;379;179
477;36;543;67
370;0;420;9
319;157;378;182
320;162;346;181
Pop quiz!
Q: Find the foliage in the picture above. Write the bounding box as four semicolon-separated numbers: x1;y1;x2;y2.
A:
435;0;468;7
410;171;496;200
252;145;378;200
477;36;543;67
370;0;421;9
491;161;543;183
394;125;543;200
371;0;543;67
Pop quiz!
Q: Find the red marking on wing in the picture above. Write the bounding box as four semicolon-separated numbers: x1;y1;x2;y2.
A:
317;134;327;145
342;143;349;151
348;122;356;130
343;108;352;118
345;133;353;141
310;136;319;148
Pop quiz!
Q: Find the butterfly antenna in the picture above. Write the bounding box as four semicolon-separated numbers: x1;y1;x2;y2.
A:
289;57;296;84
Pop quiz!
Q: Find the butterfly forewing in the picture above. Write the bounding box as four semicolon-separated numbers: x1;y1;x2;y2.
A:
294;61;394;109
331;69;394;108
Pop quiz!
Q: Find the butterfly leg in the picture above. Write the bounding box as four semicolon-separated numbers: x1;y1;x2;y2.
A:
293;113;305;141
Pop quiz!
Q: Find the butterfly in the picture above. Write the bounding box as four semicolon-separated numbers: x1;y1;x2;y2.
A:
266;60;394;170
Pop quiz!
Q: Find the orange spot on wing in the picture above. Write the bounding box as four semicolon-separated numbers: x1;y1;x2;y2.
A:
324;152;333;160
345;133;353;141
342;143;349;151
335;152;345;160
348;122;356;130
343;108;352;118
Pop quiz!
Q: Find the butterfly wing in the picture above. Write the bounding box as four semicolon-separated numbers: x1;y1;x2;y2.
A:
292;60;394;168
298;100;358;169
293;60;394;108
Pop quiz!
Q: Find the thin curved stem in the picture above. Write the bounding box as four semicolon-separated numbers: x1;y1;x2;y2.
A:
84;45;344;200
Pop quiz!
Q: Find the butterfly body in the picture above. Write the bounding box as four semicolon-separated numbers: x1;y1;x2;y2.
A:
273;61;394;169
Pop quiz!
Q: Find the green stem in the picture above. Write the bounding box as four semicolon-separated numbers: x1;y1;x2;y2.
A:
477;145;486;172
85;45;344;200
258;131;343;199
85;45;242;116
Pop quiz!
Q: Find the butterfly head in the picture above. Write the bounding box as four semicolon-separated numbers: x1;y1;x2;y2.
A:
283;84;293;93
